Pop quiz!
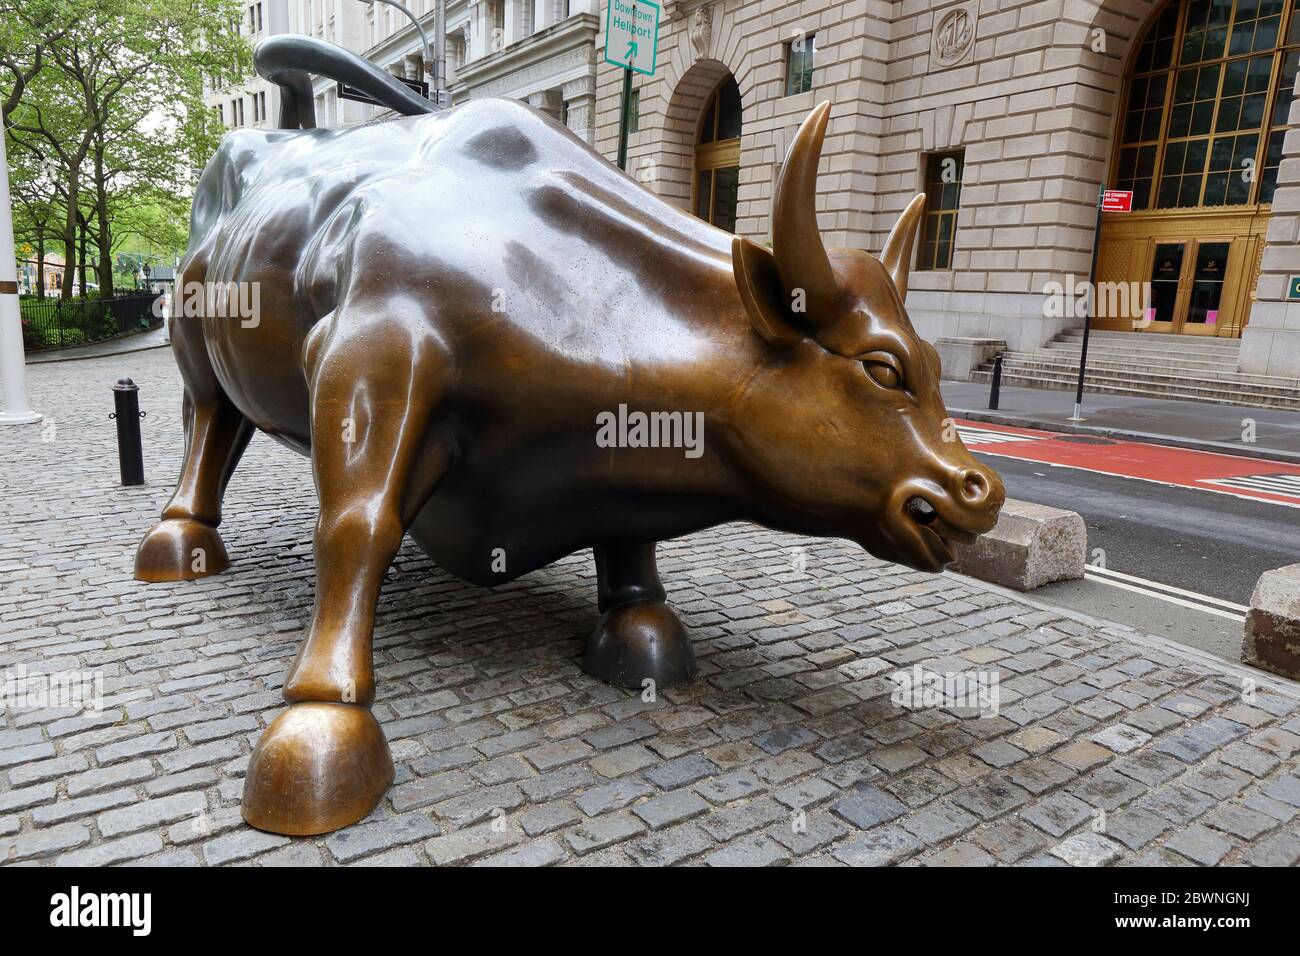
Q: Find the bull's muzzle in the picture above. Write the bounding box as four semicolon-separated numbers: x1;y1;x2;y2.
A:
891;463;1004;571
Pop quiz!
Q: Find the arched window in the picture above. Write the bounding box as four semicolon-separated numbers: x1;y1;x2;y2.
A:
693;77;741;232
1115;0;1300;210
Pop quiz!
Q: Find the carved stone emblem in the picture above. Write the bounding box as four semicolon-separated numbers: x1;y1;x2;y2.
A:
690;4;713;59
932;2;978;69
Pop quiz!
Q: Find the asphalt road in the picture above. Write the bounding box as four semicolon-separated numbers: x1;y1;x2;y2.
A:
975;452;1299;604
969;451;1300;662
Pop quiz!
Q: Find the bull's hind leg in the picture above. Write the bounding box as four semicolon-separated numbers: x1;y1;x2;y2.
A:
584;542;696;689
135;315;254;582
242;305;449;836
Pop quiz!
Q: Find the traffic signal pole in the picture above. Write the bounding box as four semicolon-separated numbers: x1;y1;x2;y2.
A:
1069;183;1106;423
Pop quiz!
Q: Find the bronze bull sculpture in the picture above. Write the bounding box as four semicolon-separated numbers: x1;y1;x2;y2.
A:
134;40;1004;836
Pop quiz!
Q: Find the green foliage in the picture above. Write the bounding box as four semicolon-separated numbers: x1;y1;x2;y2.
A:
3;0;251;301
35;327;87;348
112;198;189;258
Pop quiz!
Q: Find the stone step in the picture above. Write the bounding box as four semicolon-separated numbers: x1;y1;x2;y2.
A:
992;356;1300;398
971;369;1300;409
1001;352;1297;389
1052;334;1243;358
966;328;1296;409
1046;334;1241;353
1041;344;1241;371
971;367;1300;410
1058;328;1242;347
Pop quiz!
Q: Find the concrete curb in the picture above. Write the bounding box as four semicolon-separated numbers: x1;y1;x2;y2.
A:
27;335;169;365
948;405;1300;467
1244;563;1300;681
950;498;1085;591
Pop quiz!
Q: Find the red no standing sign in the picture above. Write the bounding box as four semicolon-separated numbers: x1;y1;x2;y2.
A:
1101;189;1133;212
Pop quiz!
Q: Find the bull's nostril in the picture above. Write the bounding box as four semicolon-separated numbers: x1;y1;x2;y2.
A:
960;470;988;503
905;496;937;525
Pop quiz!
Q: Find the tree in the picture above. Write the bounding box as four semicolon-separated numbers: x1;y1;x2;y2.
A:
5;129;60;296
2;0;248;298
0;2;65;118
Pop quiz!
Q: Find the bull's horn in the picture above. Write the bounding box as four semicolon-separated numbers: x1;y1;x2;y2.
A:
772;101;838;319
880;193;927;300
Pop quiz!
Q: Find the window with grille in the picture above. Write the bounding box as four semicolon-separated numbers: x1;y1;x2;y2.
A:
785;34;816;96
1115;0;1300;210
919;151;964;271
489;1;505;51
693;78;742;233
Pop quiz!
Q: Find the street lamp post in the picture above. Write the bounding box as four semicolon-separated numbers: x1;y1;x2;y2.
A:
0;109;42;426
356;0;446;107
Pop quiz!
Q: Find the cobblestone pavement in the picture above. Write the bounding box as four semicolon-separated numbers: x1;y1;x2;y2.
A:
2;348;1299;867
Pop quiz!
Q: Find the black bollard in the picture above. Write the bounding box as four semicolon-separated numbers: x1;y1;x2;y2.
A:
988;352;1003;411
111;378;145;486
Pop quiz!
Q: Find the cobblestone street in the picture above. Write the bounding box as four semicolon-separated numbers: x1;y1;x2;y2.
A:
2;347;1299;867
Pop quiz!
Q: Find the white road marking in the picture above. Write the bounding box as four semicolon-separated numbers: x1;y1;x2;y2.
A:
1203;473;1300;500
954;425;1044;446
1084;564;1247;623
1086;564;1250;612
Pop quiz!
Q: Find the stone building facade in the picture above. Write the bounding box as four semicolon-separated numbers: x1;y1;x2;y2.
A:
205;0;292;131
292;1;601;144
593;0;1300;379
212;3;602;144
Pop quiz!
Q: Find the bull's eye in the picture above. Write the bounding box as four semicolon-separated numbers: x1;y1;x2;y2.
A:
862;353;904;390
865;363;900;388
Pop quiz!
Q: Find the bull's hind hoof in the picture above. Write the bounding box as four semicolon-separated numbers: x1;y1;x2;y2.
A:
241;702;394;836
134;518;230;581
584;601;696;690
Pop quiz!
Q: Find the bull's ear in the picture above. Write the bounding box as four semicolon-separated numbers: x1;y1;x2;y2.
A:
733;236;803;349
880;193;927;299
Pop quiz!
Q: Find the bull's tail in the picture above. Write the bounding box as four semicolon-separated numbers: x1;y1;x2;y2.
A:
253;35;437;130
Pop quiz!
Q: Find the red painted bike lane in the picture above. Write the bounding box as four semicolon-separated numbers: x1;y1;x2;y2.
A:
952;419;1300;508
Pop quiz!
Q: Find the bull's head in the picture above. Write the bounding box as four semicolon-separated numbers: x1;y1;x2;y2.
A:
730;101;1004;572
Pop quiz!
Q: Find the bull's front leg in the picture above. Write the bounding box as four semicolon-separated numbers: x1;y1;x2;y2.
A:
583;542;696;690
242;306;449;836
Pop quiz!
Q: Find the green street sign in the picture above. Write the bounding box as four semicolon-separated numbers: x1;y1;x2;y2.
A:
604;0;660;77
1289;275;1300;300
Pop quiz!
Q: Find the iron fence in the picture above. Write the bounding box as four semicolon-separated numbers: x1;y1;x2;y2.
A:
19;293;163;352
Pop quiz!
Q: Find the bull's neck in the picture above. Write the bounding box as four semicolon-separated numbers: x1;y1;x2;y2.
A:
614;247;773;516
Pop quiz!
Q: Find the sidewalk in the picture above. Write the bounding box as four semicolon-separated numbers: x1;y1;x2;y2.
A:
944;380;1300;464
25;326;169;365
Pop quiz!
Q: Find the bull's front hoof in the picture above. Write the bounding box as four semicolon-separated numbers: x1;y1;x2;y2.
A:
583;601;696;690
134;518;230;582
241;702;394;836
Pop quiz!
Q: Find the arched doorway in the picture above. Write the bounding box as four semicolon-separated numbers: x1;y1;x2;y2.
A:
1100;0;1300;336
693;76;741;232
